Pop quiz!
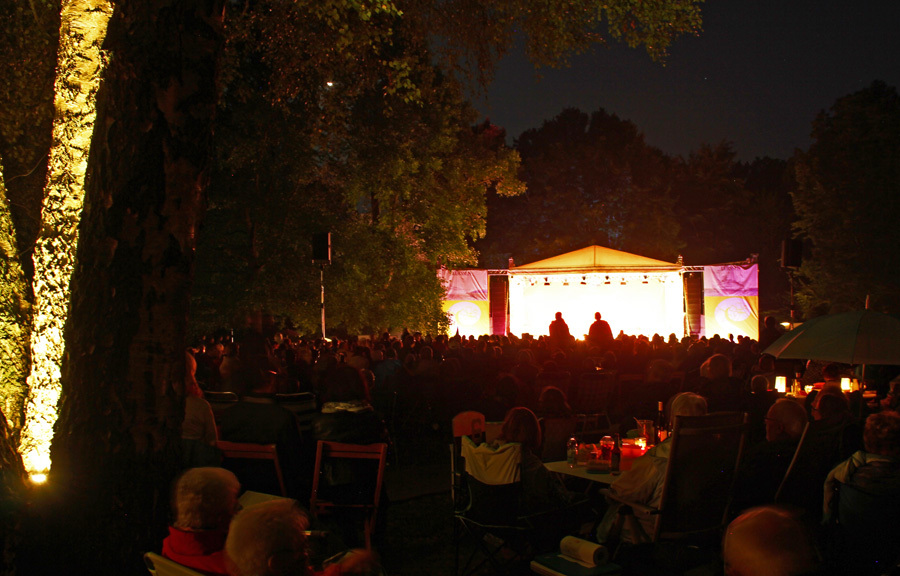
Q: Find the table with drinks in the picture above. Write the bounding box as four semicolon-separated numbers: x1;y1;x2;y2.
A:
545;433;653;488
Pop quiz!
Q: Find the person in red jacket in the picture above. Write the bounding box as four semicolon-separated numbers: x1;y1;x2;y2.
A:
162;467;241;576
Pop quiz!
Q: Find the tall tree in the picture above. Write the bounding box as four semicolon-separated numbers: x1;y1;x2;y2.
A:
673;141;747;264
0;0;59;446
792;81;900;315
480;107;680;266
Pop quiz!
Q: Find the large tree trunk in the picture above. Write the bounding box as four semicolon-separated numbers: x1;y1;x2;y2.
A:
0;408;27;576
47;1;223;574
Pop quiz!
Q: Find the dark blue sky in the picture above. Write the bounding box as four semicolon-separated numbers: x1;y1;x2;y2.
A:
476;1;900;161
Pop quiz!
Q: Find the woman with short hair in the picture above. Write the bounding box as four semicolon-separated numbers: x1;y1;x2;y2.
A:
162;467;241;576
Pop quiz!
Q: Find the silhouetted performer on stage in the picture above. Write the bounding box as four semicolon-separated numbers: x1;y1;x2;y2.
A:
548;312;571;351
588;312;614;350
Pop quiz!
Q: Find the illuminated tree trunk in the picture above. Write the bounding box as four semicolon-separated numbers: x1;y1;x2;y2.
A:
19;0;113;476
0;167;31;443
47;1;223;572
0;407;27;576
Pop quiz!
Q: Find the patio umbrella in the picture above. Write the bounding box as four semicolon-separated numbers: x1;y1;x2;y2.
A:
762;310;900;366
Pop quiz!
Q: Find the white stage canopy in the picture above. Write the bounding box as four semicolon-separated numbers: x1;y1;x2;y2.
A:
508;246;685;339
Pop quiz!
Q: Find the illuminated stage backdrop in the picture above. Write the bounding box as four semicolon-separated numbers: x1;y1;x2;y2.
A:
507;246;685;339
703;263;759;340
439;269;490;337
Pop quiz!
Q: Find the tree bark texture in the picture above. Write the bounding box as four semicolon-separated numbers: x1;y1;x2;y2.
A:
0;407;27;576
48;1;223;574
0;167;31;443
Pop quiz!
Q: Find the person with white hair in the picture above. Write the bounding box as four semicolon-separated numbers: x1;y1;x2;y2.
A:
162;467;241;576
225;499;377;576
595;392;709;543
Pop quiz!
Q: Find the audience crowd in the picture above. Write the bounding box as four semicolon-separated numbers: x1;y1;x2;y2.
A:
163;311;900;576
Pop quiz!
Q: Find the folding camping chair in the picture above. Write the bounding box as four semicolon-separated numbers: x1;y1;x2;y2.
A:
143;552;204;576
451;411;486;509
453;437;535;576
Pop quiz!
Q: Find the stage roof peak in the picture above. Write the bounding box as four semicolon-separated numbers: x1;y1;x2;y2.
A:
510;245;681;273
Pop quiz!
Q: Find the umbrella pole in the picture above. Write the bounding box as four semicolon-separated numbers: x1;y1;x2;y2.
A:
789;271;796;330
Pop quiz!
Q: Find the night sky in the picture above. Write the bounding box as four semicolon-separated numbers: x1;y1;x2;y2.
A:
476;0;900;161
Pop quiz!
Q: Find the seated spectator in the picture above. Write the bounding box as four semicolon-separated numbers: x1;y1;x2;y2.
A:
196;342;224;391
823;411;900;574
697;354;745;412
723;506;821;576
535;386;573;420
745;375;780;445
596;392;708;543
491;407;583;513
312;364;390;548
748;354;777;391
225;499;377;576
313;364;388;446
809;389;862;462
491;407;589;548
824;410;900;519
535;387;576;462
217;357;304;497
731;399;808;514
162;467;240;576
631;359;679;421
183;352;220;468
476;375;522;421
219;343;243;395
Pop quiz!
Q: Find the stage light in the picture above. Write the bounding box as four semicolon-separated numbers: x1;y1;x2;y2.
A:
841;377;851;391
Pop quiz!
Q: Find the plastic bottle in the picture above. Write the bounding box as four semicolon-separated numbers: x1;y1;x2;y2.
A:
610;433;622;473
566;436;578;468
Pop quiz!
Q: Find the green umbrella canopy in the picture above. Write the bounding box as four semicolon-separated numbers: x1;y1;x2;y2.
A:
763;310;900;366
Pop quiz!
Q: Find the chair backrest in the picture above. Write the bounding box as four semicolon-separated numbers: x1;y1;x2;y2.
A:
143;552;205;576
310;441;387;509
451;412;486;509
459;438;523;525
540;416;578;462
655;412;748;540
452;411;486;443
776;420;855;522
216;440;287;496
832;475;900;570
275;392;318;435
205;391;239;416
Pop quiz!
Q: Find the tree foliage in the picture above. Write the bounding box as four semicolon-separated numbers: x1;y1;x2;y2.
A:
193;2;524;337
792;81;900;315
479;107;681;267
